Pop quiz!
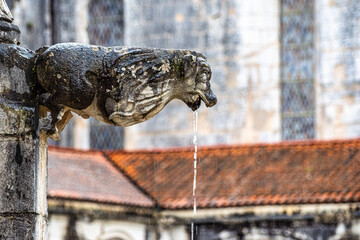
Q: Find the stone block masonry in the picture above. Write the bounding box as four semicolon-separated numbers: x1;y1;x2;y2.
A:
0;16;47;239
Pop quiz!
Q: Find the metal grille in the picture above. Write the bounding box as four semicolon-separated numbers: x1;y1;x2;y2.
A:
280;0;315;140
88;0;124;46
88;0;124;150
90;120;124;150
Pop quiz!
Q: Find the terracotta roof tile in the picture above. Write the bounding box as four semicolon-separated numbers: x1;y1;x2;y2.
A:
48;146;154;207
108;139;360;209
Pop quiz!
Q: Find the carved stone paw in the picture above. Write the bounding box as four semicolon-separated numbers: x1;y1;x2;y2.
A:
39;116;50;132
48;131;60;141
39;116;60;140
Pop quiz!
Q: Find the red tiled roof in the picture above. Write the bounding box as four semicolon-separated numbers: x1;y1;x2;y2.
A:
48;146;154;207
108;139;360;209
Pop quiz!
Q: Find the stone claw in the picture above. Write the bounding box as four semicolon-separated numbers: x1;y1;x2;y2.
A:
39;116;61;140
48;131;60;141
46;126;57;136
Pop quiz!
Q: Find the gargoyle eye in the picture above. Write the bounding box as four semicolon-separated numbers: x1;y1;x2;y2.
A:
201;73;207;81
199;71;210;83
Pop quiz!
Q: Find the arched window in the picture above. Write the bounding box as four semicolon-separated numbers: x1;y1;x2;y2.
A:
280;0;315;140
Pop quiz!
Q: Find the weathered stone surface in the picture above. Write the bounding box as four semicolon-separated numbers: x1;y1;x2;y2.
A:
0;1;47;238
0;102;35;134
0;21;20;44
0;137;38;213
0;213;47;240
0;44;36;102
35;43;216;139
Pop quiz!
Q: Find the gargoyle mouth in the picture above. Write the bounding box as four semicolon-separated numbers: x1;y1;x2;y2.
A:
198;89;217;107
186;96;202;111
186;89;217;111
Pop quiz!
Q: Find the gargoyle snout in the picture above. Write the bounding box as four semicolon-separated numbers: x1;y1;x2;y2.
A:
204;89;217;107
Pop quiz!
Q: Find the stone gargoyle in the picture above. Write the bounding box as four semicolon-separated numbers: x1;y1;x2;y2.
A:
35;43;217;140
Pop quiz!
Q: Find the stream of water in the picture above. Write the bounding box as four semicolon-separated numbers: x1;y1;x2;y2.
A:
191;110;198;240
193;110;198;213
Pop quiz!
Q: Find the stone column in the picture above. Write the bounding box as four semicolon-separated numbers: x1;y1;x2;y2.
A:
0;3;47;239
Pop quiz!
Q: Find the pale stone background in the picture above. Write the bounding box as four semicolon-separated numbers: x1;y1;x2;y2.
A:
315;0;360;139
123;0;281;149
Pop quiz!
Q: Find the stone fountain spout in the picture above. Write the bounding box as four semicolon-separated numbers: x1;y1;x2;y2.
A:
35;43;217;140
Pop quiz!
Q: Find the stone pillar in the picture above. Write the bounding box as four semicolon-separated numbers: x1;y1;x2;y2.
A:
0;3;47;239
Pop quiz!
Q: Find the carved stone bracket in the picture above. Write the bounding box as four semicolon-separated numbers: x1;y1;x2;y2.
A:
34;43;217;140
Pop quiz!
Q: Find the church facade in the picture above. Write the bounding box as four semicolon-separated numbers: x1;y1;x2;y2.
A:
8;0;360;150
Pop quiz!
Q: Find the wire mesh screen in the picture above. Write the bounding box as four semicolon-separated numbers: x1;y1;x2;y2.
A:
280;0;315;140
88;0;124;46
88;0;125;150
89;119;124;150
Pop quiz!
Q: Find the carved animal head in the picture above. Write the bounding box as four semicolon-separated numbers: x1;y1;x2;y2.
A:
176;54;217;111
104;48;217;126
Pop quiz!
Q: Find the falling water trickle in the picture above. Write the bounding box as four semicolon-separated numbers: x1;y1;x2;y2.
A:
191;110;198;240
193;110;198;213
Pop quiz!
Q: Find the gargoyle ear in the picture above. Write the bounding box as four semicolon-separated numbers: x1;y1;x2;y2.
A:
183;54;198;79
195;59;212;85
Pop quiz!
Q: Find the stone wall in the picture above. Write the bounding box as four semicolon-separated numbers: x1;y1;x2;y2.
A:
316;0;360;139
124;0;280;149
0;14;48;237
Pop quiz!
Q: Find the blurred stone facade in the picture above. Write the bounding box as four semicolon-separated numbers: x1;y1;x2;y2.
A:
124;0;281;149
8;0;360;150
124;0;360;149
316;0;360;139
